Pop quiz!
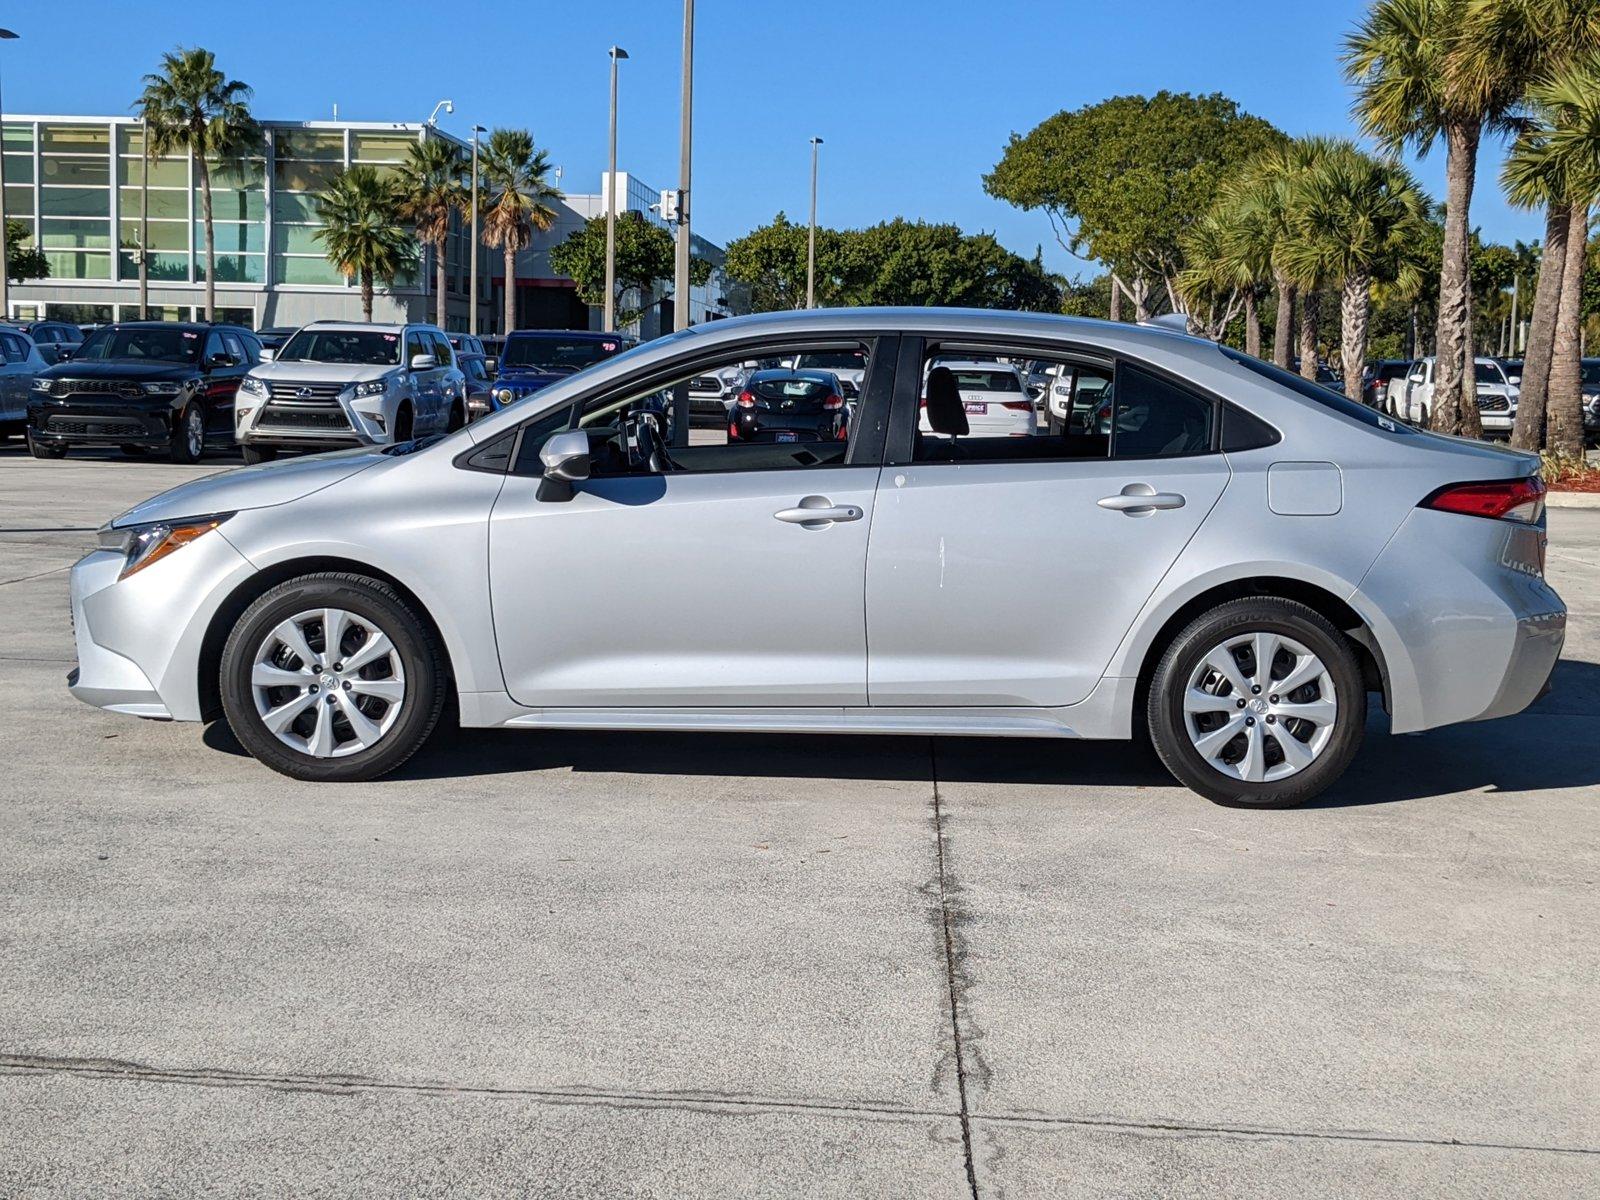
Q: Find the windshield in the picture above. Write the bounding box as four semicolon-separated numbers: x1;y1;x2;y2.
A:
502;336;619;373
1474;362;1505;385
75;326;201;363
277;329;403;366
795;351;865;371
1582;361;1600;386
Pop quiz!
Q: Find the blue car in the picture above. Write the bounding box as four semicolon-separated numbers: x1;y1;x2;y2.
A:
486;330;638;413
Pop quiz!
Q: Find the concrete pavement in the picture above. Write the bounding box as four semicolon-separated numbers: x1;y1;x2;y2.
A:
1;445;1596;1197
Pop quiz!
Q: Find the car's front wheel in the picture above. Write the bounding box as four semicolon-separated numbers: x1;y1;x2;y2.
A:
26;428;67;459
1147;598;1365;807
169;403;204;464
220;573;447;782
240;444;277;465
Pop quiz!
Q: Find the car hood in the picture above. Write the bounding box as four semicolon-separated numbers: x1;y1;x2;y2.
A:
250;361;397;384
42;359;195;382
111;446;388;528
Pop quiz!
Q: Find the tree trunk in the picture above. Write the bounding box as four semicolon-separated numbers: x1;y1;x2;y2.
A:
1244;288;1261;358
196;150;216;322
361;268;374;322
1547;201;1590;459
1298;290;1320;381
1510;199;1570;451
1339;272;1370;403
1109;278;1122;323
503;244;517;336
1431;123;1481;437
1132;273;1150;323
1272;271;1294;368
435;241;447;328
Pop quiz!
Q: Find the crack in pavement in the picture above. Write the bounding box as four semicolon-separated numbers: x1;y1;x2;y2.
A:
4;1053;1594;1158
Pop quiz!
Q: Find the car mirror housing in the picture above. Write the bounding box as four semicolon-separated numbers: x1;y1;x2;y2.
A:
259;347;276;362
538;429;590;502
410;353;438;370
57;346;73;361
208;352;235;368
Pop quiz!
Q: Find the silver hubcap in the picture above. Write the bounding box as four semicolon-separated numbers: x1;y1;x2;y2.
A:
1183;631;1337;784
250;607;406;758
186;408;202;455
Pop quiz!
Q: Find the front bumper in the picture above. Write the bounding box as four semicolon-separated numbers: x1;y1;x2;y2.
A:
28;399;177;446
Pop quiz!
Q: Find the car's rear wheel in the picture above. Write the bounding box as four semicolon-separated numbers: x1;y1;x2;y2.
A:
220;573;447;782
168;403;204;464
447;400;465;432
240;444;277;465
394;403;413;443
1147;598;1365;808
26;428;66;459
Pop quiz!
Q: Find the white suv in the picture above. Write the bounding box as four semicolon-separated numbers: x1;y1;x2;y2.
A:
235;322;467;463
1391;355;1519;437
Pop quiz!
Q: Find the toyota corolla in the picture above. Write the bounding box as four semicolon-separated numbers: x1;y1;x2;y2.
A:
66;309;1565;807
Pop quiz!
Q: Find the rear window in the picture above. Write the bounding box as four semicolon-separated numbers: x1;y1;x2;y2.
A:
946;369;1020;393
1221;348;1413;435
752;376;832;402
794;351;864;371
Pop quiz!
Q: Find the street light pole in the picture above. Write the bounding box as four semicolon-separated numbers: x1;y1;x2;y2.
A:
139;115;150;317
0;29;18;320
604;46;628;333
807;136;823;309
469;124;485;337
673;0;693;332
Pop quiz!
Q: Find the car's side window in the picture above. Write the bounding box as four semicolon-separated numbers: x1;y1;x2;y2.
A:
222;331;246;363
1109;362;1215;458
0;333;26;363
431;331;454;366
203;331;227;364
405;331;429;366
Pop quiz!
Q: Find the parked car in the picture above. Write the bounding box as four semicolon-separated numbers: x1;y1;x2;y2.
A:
2;319;83;365
66;308;1563;809
255;326;300;353
728;369;848;444
235;322;465;463
1395;356;1519;436
1045;364;1114;435
918;361;1035;440
791;349;866;401
25;322;259;462
1583;358;1600;445
485;330;638;414
1363;359;1411;410
448;333;488;363
457;350;497;421
0;326;48;439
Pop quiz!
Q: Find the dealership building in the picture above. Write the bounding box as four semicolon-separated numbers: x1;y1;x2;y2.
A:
1;114;735;334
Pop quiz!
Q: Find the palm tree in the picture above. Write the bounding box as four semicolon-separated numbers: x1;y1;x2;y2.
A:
1224;140;1327;368
397;135;468;328
316;167;415;321
137;47;261;321
1276;142;1432;400
1504;52;1600;458
1345;0;1525;438
1176;209;1256;349
480;129;563;336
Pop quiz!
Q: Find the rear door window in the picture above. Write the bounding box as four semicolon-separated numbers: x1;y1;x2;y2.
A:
1109;363;1215;458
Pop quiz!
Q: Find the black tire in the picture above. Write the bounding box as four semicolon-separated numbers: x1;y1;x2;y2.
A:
394;404;413;443
220;572;448;782
26;428;67;459
120;443;150;457
447;401;465;432
168;403;204;464
240;444;278;465
1146;598;1366;808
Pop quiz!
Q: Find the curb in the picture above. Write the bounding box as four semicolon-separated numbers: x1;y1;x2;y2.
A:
1547;491;1600;509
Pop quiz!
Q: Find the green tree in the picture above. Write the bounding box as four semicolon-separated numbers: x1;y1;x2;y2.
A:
315;166;414;321
5;219;48;283
722;211;848;311
137;47;261;321
396;136;468;328
839;219;1061;310
1275;141;1431;399
550;210;711;327
480;129;562;336
984;91;1284;321
1345;0;1528;438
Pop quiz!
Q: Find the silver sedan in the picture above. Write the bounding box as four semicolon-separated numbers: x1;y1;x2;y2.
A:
66;309;1565;807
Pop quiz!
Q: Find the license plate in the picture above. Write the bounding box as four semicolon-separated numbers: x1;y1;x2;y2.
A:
963;401;987;414
775;430;798;442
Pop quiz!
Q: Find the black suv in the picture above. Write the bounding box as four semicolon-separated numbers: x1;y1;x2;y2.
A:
26;322;261;463
2;319;82;365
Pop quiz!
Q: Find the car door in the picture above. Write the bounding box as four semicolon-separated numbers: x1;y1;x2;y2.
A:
404;330;441;430
487;335;894;708
865;346;1231;709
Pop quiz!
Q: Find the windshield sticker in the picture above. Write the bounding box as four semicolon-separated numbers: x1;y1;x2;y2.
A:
602;341;617;351
383;334;397;342
182;331;199;338
1378;415;1396;432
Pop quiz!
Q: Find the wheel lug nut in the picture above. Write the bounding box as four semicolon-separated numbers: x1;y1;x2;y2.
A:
1269;694;1278;703
1236;698;1246;709
342;681;352;691
333;662;343;672
325;695;336;705
1266;715;1276;724
1245;717;1255;726
309;684;318;694
1251;685;1261;694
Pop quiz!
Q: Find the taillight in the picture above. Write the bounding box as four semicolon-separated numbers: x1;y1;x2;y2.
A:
736;390;756;408
836;422;849;441
1421;476;1545;523
1000;400;1031;411
728;422;739;440
823;394;843;410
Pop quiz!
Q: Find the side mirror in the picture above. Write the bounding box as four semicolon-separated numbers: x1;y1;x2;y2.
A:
1507;375;1521;385
742;360;759;369
538;429;590;502
259;347;276;362
410;353;438;370
485;356;498;376
207;351;235;368
57;346;73;361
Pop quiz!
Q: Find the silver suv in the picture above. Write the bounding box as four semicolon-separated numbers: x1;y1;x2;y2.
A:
235;321;466;463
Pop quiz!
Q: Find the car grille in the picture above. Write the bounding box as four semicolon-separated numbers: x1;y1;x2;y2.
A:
266;381;345;401
687;375;723;394
1477;394;1509;412
45;415;148;437
258;403;352;431
52;378;145;399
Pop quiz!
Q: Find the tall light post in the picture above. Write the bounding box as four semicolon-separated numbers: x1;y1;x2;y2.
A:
139;114;149;317
604;46;628;333
0;28;19;319
469;124;485;337
673;0;693;332
806;137;823;309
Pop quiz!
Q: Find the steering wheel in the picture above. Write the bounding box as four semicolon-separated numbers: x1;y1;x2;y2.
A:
622;409;673;473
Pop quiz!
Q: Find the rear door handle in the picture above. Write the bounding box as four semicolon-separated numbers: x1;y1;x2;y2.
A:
775;498;864;527
1098;484;1186;514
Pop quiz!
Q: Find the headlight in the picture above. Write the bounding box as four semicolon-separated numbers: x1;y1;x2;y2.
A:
238;376;267;397
142;381;183;396
31;377;54;394
493;387;515;405
353;377;389;398
98;513;233;580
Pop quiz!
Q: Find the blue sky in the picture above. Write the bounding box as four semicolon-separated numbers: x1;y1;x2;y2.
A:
5;0;1542;281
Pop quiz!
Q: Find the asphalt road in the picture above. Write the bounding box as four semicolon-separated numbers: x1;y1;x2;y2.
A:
1;444;1597;1198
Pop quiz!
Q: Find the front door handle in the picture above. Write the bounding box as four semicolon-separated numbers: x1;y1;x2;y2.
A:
1098;483;1186;514
775;496;864;527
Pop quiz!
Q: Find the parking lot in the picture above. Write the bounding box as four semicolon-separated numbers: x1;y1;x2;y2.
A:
1;444;1597;1197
